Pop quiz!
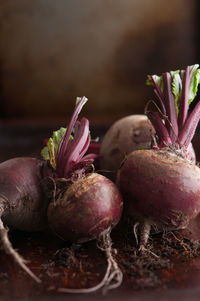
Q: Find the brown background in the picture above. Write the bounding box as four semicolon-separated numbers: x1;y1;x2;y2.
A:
0;0;198;120
1;2;200;299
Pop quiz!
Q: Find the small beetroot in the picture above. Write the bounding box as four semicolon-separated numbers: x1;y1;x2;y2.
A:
42;97;123;293
48;173;122;244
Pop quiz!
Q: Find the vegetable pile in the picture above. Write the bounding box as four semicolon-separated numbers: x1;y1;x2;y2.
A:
2;63;200;295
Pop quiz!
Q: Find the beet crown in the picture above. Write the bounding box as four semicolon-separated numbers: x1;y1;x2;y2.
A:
41;96;98;180
146;64;200;155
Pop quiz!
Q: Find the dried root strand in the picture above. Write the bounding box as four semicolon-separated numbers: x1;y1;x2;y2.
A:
58;228;123;294
133;222;139;246
98;228;123;294
0;217;41;283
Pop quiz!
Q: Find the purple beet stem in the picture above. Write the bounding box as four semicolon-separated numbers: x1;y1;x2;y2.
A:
146;111;172;146
149;66;200;151
150;75;166;115
62;118;90;177
56;96;88;167
55;97;97;178
178;101;200;148
162;72;178;142
178;66;190;130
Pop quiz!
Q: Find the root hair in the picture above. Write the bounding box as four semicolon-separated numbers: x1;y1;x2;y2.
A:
0;216;41;283
58;227;123;294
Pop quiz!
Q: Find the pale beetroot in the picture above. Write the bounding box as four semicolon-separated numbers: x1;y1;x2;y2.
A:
117;64;200;250
100;115;154;180
42;97;123;293
0;157;47;283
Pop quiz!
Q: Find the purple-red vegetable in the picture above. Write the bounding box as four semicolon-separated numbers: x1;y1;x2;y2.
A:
43;97;123;293
0;157;47;283
117;64;200;251
100;115;155;180
48;173;122;244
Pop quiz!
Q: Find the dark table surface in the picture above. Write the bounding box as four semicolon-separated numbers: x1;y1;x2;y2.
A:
1;120;200;301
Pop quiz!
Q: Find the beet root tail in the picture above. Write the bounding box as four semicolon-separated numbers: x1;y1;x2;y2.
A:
0;218;41;283
139;221;151;251
136;221;159;258
58;228;123;294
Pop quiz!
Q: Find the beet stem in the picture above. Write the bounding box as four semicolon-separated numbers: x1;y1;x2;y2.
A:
146;111;172;146
0;217;41;283
58;229;122;294
56;97;87;170
163;72;178;142
149;76;166;115
178;100;200;148
178;66;190;130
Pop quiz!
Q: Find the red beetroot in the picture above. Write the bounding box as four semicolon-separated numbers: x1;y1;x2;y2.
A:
48;173;122;244
0;157;47;283
118;149;200;230
117;64;200;251
43;97;123;293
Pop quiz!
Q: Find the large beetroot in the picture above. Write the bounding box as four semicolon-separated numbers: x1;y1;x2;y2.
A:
42;97;123;293
117;64;200;250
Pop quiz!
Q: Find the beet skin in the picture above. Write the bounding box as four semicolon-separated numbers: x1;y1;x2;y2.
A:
48;173;123;243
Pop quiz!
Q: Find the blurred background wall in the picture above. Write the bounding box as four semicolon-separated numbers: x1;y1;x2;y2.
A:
0;0;198;120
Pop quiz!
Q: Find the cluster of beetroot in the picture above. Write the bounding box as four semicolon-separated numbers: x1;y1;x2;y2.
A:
1;64;200;294
0;96;123;293
102;64;200;251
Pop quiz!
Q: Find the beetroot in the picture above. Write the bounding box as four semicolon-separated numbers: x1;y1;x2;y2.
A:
100;115;154;180
48;173;122;244
42;97;123;293
117;64;200;251
0;157;47;283
118;150;200;245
